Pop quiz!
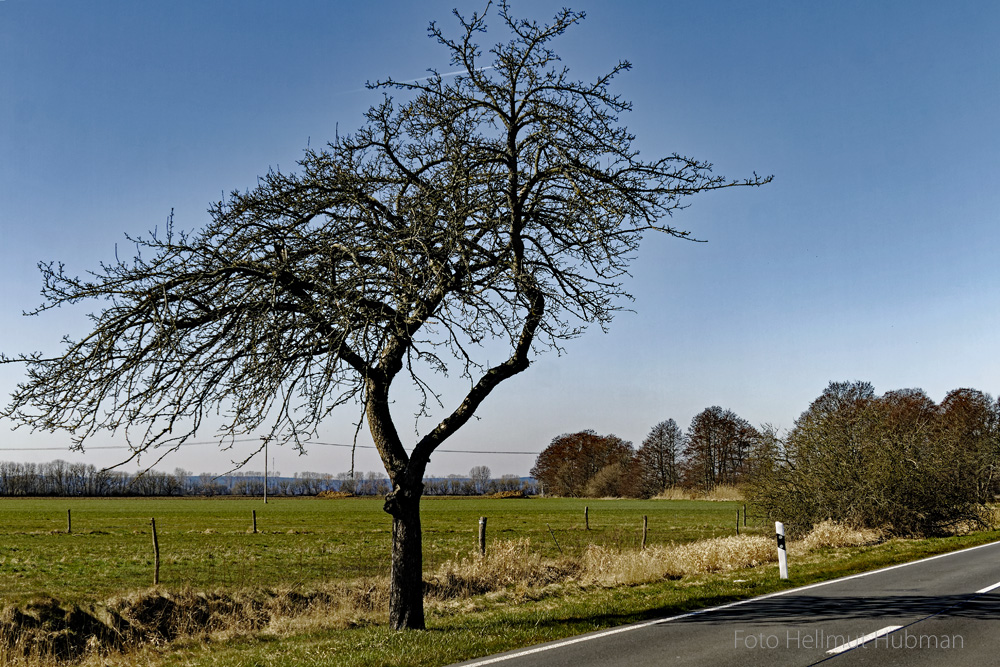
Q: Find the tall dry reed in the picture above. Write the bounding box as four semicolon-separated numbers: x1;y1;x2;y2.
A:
582;535;775;586
654;485;744;501
794;520;883;552
425;538;577;598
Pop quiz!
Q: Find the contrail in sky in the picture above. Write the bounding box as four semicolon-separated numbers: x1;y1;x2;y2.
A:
395;65;496;85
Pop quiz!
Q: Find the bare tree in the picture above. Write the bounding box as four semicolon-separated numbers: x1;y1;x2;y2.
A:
635;419;685;496
1;3;769;628
469;465;492;495
682;406;758;491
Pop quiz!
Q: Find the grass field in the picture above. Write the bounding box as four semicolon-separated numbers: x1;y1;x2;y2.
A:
2;496;996;667
0;496;756;602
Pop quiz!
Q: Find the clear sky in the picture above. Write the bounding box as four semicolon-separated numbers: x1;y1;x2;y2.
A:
2;1;999;479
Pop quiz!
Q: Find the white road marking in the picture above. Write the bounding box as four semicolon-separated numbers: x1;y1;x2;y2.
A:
453;538;1000;667
975;580;1000;594
825;625;902;655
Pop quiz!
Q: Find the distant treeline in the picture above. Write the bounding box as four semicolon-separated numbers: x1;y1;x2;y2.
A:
0;460;537;497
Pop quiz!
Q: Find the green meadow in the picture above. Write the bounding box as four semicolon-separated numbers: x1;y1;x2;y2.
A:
0;496;754;603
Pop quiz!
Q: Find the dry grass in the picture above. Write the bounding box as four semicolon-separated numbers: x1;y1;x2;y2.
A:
701;485;744;501
425;534;776;592
793;520;883;554
315;490;355;499
941;507;1000;536
654;485;744;501
654;487;693;500
582;535;775;586
425;539;577;598
485;490;530;499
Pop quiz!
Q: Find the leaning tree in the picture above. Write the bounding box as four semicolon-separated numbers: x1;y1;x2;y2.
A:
1;3;769;629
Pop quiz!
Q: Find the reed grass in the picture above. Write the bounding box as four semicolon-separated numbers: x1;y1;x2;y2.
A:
654;485;744;501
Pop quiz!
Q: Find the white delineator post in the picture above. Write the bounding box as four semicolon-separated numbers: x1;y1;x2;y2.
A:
775;521;788;580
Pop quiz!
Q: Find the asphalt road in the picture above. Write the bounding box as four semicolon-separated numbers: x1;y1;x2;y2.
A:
450;540;1000;667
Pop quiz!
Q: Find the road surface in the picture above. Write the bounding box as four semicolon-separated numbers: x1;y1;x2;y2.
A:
450;539;1000;667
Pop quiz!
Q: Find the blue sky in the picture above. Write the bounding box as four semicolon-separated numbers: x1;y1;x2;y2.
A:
2;1;999;478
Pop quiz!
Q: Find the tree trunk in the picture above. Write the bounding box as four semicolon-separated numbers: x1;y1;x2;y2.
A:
385;482;425;629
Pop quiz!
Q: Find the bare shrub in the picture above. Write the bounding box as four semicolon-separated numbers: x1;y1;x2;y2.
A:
583;462;631;498
748;382;1000;536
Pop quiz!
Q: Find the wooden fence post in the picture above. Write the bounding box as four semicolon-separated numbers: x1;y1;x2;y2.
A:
585;506;589;530
252;510;258;534
67;509;71;534
478;516;487;555
151;518;161;586
641;515;648;550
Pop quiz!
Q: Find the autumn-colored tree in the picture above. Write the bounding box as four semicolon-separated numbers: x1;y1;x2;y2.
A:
682;407;758;491
634;419;685;497
530;430;633;497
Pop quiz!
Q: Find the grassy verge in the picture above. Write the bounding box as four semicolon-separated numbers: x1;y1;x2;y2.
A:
93;529;1000;667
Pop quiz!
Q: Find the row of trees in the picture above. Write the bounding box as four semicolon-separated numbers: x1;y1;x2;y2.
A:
0;461;188;497
423;469;535;496
338;467;535;496
0;461;536;498
0;462;349;497
747;382;1000;536
529;382;999;536
0;461;356;497
532;381;1000;537
530;406;765;498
